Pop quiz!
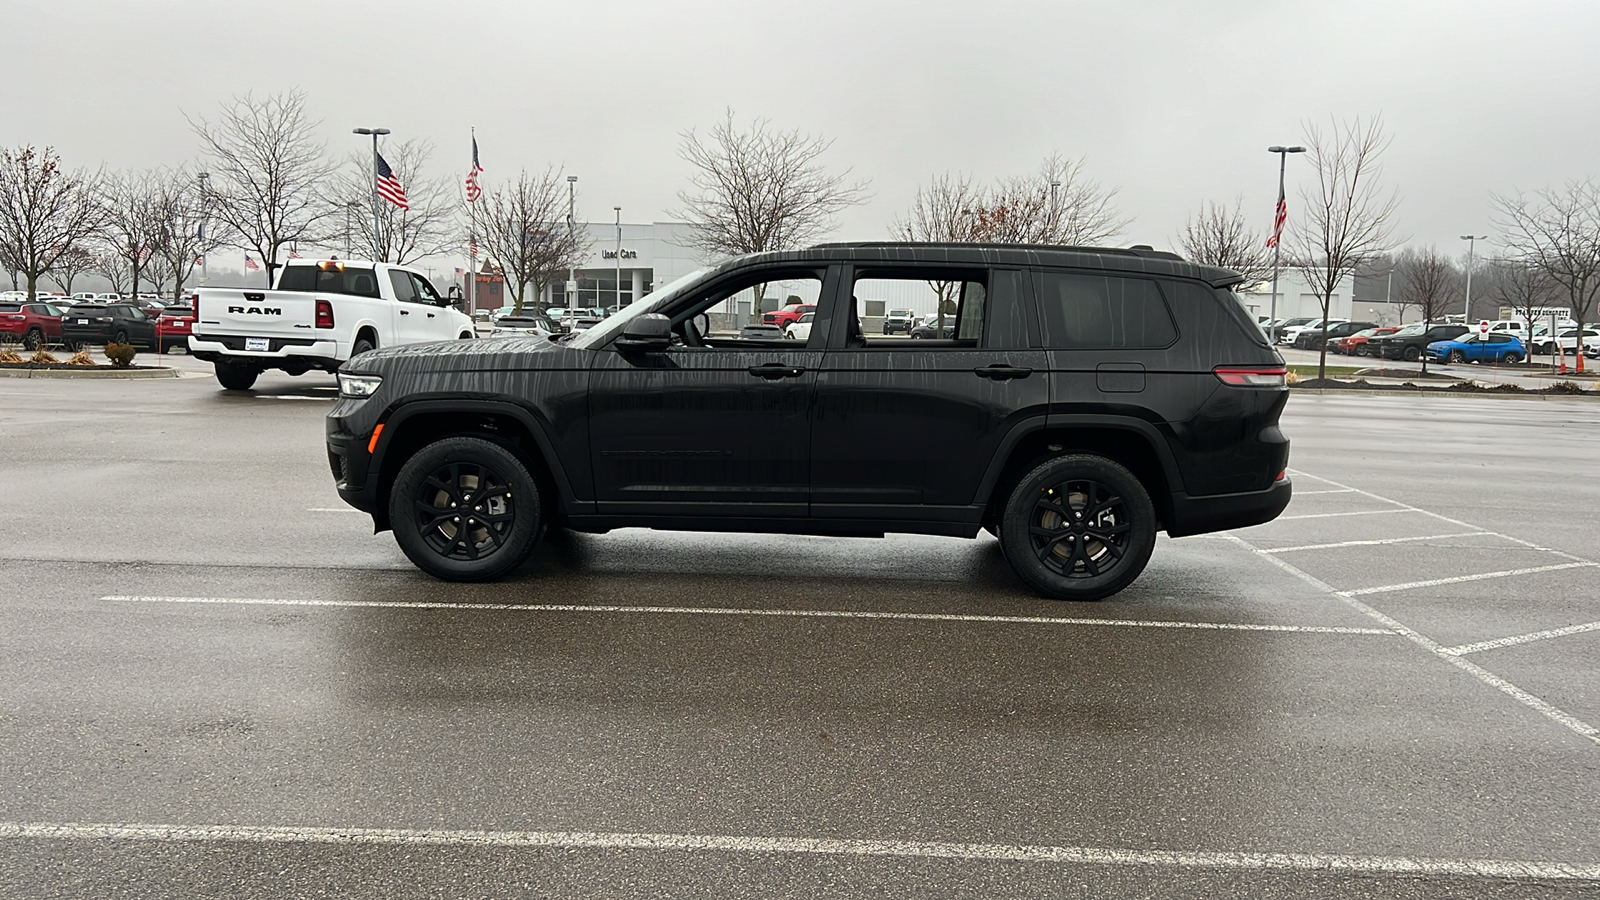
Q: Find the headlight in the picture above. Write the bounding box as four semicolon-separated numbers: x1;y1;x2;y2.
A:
338;373;383;398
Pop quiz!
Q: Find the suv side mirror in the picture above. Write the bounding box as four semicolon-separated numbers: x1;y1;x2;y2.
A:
615;313;672;351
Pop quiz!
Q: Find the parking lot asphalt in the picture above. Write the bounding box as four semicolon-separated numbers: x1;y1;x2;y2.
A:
1;370;1597;898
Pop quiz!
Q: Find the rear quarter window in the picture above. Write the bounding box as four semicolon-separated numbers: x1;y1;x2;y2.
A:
1035;271;1177;349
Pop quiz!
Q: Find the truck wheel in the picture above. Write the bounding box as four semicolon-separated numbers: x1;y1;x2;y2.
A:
1403;346;1422;362
1000;454;1156;602
24;328;43;351
352;336;376;356
389;436;542;582
214;361;258;391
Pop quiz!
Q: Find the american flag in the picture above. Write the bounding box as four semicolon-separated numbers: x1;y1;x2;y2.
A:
244;256;260;271
464;135;483;202
376;153;409;210
288;246;302;259
1266;185;1287;248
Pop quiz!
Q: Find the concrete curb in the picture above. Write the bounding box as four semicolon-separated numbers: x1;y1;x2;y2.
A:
1292;387;1598;400
0;366;180;380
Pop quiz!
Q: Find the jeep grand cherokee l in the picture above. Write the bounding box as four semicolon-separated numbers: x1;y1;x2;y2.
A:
326;243;1291;601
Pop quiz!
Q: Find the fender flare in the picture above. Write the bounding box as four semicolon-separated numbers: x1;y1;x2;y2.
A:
972;414;1186;508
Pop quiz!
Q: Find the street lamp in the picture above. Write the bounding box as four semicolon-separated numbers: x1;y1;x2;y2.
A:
1049;180;1060;238
196;171;210;286
352;127;390;260
1461;234;1487;321
1266;145;1306;340
614;206;622;309
567;175;577;309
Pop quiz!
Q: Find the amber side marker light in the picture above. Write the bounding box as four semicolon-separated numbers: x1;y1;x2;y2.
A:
1214;366;1288;387
367;423;385;454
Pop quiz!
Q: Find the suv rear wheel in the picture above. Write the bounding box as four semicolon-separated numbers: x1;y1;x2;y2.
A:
1000;454;1156;601
389;437;542;582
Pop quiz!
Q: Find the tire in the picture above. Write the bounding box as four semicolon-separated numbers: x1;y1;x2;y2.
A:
112;329;128;345
352;335;376;356
24;328;43;351
910;333;924;340
389;436;542;582
999;454;1157;602
1447;349;1466;364
1403;346;1422;362
1503;351;1522;365
458;332;474;340
1354;345;1370;357
214;361;258;391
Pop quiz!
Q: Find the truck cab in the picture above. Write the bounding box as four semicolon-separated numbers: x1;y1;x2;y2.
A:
189;259;474;390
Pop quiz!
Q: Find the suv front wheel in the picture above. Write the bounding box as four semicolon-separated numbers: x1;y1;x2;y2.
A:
1000;454;1157;601
389;436;542;581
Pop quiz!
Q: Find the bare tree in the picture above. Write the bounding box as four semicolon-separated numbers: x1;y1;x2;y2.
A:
473;167;588;314
1292;116;1402;378
100;169;166;301
1179;197;1273;290
0;145;107;301
672;109;869;260
189;90;334;286
1392;246;1460;373
1492;179;1600;373
150;168;213;299
1481;257;1557;365
337;138;456;265
92;248;127;295
47;244;95;295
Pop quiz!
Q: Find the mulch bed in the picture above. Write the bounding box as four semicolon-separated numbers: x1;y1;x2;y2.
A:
1295;377;1591;395
0;362;160;371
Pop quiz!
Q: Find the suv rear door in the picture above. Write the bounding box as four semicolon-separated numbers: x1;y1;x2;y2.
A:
809;265;1046;515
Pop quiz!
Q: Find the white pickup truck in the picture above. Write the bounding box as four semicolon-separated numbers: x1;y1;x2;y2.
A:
189;259;475;390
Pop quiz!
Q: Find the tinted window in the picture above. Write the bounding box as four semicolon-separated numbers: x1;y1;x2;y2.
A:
388;270;418;303
0;304;20;313
1037;272;1176;349
410;273;443;305
277;264;381;298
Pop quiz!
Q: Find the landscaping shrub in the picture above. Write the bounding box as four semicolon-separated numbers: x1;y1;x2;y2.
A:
68;349;96;366
103;341;136;368
0;346;23;364
29;348;59;364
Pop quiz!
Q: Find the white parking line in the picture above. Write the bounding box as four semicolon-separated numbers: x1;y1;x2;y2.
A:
306;508;364;513
1339;562;1598;597
1291;488;1357;495
1221;534;1600;745
1444;621;1600;656
2;821;1596;882
1262;532;1489;553
1276;509;1414;521
99;596;1394;636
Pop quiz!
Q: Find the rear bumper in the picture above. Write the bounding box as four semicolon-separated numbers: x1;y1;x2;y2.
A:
189;334;341;370
1165;476;1292;538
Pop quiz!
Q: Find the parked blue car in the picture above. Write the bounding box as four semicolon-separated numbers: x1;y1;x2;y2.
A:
1424;333;1526;365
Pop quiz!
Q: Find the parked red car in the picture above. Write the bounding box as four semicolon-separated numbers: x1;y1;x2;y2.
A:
762;303;816;327
0;300;65;350
155;305;196;353
1332;325;1399;356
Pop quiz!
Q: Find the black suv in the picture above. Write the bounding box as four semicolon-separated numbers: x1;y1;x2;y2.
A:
1368;323;1471;361
60;303;158;349
326;243;1292;601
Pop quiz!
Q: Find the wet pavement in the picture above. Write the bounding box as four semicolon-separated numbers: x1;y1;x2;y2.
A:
1;370;1597;898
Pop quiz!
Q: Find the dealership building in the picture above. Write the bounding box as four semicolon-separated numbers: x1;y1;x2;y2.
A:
456;221;706;314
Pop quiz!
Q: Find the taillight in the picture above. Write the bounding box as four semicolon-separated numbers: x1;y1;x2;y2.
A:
1214;366;1288;387
193;295;199;322
315;299;335;329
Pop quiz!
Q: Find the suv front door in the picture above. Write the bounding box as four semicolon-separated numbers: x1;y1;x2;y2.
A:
586;265;834;517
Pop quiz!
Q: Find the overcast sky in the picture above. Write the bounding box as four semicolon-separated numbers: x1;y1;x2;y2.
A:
7;0;1598;270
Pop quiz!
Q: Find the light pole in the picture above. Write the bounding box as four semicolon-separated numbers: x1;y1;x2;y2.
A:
1461;234;1487;322
614;206;622;309
567;176;577;309
352;127;390;259
1049;180;1060;238
1266;145;1306;341
196;171;210;286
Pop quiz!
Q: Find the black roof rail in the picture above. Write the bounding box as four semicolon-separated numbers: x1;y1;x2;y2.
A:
810;241;1184;261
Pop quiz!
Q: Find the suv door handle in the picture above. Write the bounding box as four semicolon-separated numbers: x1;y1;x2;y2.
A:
748;363;806;379
974;364;1033;380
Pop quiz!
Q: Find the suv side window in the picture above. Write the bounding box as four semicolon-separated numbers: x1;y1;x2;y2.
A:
660;267;825;347
1035;271;1176;349
848;268;987;346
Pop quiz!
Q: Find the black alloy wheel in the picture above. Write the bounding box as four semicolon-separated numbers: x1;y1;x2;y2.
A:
389;436;541;582
1001;454;1156;601
1403;346;1422;362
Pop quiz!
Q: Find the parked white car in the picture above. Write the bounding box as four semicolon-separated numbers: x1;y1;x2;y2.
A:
784;312;816;340
189;258;475;390
1278;318;1347;345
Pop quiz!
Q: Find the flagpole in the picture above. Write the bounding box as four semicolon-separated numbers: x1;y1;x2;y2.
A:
467;128;477;315
1265;145;1305;342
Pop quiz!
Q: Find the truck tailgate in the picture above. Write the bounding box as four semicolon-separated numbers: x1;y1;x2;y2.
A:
195;289;317;337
